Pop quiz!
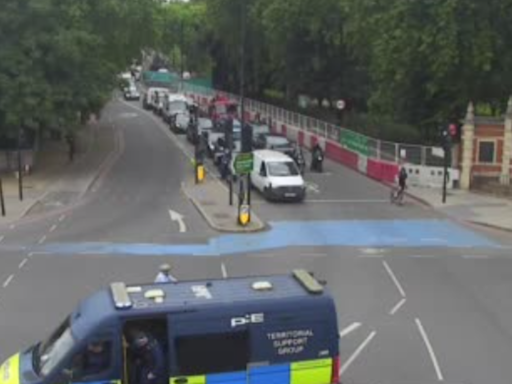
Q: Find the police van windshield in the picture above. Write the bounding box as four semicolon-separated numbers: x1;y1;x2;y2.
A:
34;317;77;377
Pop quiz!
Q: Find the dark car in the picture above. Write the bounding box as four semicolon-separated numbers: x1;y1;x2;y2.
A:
254;134;294;156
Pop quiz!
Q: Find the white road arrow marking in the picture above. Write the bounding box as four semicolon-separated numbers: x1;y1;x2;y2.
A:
169;209;187;233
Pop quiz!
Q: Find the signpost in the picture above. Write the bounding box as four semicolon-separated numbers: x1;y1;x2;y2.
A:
234;152;254;175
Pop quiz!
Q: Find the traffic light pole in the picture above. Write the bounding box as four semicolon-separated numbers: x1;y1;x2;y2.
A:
442;150;448;204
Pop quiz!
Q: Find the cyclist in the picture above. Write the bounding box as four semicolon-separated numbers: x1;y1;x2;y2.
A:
397;165;408;198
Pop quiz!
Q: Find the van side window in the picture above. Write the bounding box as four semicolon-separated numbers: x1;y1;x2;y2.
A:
65;340;112;380
260;162;267;177
175;331;250;375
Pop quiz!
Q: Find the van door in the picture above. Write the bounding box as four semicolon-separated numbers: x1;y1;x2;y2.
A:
57;332;122;384
253;160;267;192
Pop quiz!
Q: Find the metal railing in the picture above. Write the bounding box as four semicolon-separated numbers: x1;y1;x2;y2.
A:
182;83;443;167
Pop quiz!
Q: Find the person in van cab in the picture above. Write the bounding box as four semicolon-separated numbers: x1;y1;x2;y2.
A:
154;264;177;284
128;330;166;384
67;341;110;379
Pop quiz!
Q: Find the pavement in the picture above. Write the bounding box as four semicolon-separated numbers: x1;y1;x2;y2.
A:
0;119;116;226
408;185;512;232
1;93;512;384
182;177;265;232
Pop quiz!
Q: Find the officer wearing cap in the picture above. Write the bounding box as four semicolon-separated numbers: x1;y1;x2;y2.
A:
154;264;177;284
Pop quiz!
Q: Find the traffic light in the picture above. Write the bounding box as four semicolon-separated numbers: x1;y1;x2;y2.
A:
241;122;253;153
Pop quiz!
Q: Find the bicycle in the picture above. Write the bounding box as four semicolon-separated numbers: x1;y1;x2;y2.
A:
390;185;405;205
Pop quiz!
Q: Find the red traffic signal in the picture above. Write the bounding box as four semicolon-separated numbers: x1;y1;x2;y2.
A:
449;124;457;136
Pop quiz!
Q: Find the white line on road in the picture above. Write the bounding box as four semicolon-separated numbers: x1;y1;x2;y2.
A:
3;274;14;288
305;199;389;204
0;235;4;243
338;322;362;339
18;259;28;269
59;215;66;222
410;254;437;258
415;318;444;381
28;251;50;258
38;235;47;245
358;254;383;258
389;298;407;315
9;224;15;230
49;224;58;233
221;263;228;279
383;260;406;297
339;331;376;376
169;210;187;233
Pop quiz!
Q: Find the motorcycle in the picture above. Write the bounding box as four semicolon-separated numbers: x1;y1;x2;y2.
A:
310;149;324;172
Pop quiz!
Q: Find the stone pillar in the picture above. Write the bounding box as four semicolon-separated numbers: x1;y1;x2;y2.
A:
500;97;512;185
460;102;475;190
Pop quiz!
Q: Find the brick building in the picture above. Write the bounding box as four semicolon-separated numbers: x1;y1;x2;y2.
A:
459;98;512;191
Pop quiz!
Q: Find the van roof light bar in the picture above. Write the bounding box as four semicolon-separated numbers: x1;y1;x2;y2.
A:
111;282;133;309
292;269;324;294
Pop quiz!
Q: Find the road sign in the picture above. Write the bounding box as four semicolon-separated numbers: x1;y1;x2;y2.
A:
234;152;254;175
336;99;346;110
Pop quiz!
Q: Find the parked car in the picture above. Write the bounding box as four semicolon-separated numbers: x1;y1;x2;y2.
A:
251;150;306;202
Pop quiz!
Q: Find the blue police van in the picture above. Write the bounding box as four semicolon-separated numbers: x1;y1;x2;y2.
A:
0;270;340;384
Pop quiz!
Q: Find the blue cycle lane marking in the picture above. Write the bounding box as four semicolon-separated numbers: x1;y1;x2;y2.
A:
22;219;500;257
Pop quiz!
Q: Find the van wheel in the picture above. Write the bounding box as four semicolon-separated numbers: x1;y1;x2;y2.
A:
263;186;272;201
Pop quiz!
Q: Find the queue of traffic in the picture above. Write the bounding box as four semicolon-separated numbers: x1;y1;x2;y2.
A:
131;84;325;202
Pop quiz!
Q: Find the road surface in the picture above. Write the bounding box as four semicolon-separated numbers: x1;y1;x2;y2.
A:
1;98;512;384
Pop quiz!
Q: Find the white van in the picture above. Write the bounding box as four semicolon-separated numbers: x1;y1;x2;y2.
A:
251;150;306;202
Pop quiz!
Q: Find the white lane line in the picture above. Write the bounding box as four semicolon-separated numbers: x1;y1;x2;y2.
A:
0;235;4;243
462;254;489;259
28;251;50;258
339;331;377;376
49;224;58;233
338;322;362;339
3;274;14;288
38;235;47;245
18;258;28;269
305;199;388;204
59;215;66;222
383;260;406;297
9;224;15;230
415;318;444;381
221;263;228;279
389;298;407;315
358;254;383;258
410;254;437;258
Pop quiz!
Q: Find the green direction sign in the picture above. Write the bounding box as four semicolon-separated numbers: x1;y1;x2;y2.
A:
234;153;254;175
339;130;369;156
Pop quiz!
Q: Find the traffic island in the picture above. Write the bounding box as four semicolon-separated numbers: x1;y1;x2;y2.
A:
182;178;266;233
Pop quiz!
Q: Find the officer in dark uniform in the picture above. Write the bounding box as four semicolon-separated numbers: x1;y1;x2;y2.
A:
68;342;110;379
128;331;166;384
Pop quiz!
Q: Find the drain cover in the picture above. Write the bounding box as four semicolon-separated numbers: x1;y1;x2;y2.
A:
213;213;230;219
200;200;215;206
